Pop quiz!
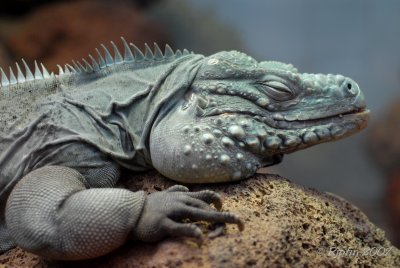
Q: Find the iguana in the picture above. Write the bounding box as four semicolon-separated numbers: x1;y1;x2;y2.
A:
0;38;369;260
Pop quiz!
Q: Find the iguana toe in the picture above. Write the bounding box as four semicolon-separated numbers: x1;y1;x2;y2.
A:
165;185;189;192
169;206;243;231
162;218;204;244
186;190;223;210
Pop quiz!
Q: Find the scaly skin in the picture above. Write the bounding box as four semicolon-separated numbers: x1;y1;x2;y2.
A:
0;39;369;260
151;52;369;183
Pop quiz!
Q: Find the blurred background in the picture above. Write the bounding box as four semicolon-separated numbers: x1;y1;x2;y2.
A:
0;0;399;245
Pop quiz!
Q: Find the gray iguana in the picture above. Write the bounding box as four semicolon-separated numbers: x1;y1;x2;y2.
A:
0;38;369;260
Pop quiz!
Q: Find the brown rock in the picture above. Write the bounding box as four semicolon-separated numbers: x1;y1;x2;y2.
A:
1;1;168;72
1;172;399;267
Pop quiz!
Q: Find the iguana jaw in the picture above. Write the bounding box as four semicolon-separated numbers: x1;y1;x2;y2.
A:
206;107;369;130
197;106;369;158
274;107;370;130
275;108;370;154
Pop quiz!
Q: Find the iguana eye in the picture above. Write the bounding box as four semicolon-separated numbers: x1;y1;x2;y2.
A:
256;81;294;101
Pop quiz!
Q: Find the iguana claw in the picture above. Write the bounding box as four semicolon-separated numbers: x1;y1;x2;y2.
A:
132;185;242;243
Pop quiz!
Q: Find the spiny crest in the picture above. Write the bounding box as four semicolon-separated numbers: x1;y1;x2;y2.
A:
0;60;52;87
64;37;192;75
0;37;192;87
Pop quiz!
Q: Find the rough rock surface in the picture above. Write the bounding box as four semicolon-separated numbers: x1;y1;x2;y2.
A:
1;172;399;268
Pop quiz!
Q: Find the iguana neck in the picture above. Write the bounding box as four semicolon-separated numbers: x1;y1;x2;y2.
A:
61;54;205;170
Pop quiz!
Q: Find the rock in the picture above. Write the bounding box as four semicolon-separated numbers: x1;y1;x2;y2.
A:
1;172;399;267
0;247;47;268
0;1;168;72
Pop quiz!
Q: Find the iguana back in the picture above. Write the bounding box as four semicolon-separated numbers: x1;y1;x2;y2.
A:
0;40;203;203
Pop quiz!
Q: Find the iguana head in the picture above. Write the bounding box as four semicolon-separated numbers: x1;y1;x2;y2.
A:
150;51;369;183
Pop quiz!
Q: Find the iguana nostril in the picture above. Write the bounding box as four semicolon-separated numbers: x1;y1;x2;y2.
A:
347;83;352;90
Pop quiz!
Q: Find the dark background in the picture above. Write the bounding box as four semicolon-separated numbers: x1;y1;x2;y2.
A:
0;0;399;245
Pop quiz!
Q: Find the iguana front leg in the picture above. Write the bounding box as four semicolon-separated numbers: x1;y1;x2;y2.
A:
5;166;241;260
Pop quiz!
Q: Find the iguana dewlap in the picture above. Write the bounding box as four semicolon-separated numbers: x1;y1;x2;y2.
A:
0;39;369;260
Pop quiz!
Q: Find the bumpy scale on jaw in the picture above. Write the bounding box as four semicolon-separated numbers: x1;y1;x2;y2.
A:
176;117;262;182
151;50;369;183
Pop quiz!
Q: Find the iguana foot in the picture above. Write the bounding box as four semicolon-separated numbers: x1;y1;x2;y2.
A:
131;185;243;244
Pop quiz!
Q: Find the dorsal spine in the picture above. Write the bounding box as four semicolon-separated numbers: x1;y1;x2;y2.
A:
0;60;53;87
0;37;193;89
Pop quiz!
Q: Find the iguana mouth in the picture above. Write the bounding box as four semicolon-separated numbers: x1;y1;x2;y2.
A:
206;108;370;130
274;108;370;129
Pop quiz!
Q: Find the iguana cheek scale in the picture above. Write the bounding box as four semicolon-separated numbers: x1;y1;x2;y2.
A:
0;38;369;260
